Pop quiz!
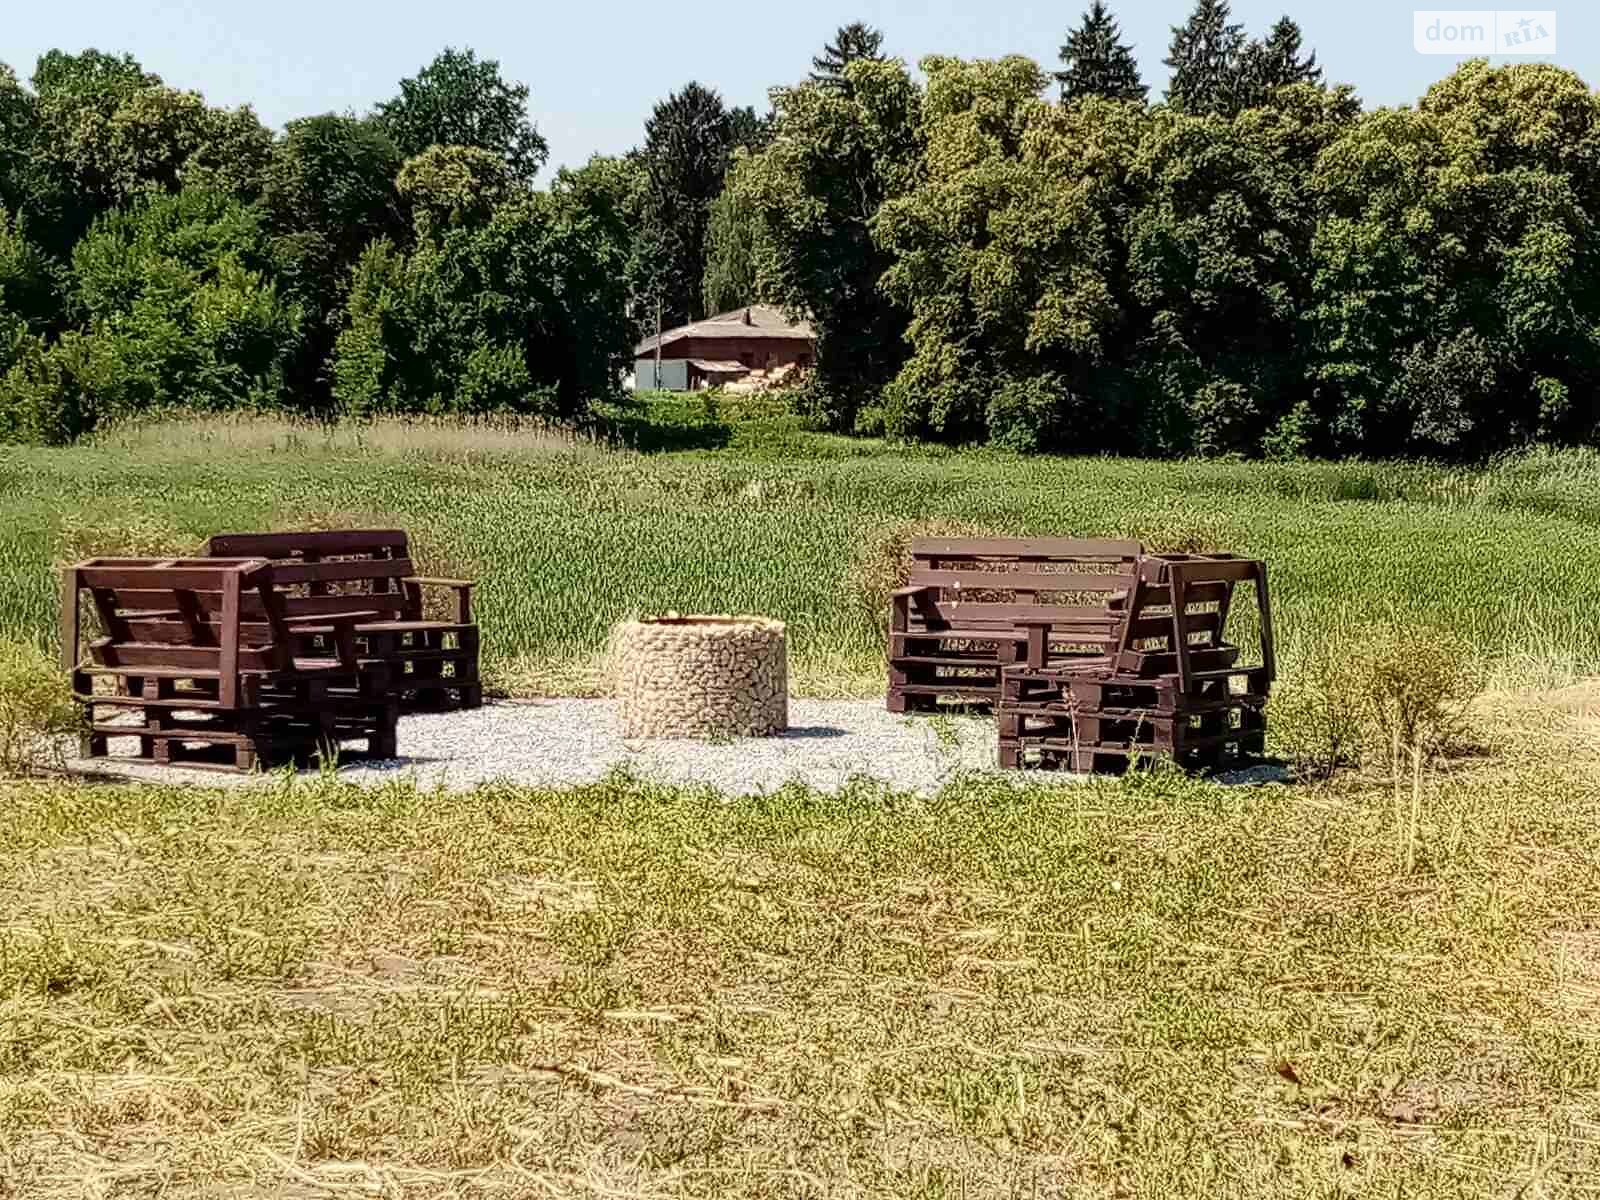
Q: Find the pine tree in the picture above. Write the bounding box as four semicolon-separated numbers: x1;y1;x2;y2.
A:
810;23;886;92
1056;1;1147;103
636;82;735;327
1238;16;1321;109
1164;0;1247;116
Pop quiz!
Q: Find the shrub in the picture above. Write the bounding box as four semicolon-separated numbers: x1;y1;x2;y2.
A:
843;516;1016;629
1272;641;1364;782
0;641;78;776
1350;623;1482;762
1122;505;1235;554
52;508;191;566
1275;621;1482;780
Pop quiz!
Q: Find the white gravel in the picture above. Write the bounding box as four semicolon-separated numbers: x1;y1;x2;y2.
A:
68;700;1000;794
66;699;1289;793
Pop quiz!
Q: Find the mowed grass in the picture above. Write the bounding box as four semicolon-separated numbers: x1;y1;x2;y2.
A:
2;727;1598;1196
1;404;1600;695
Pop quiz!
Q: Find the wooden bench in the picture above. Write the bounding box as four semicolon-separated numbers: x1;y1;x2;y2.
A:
998;552;1277;773
203;530;482;710
886;537;1144;712
62;557;398;771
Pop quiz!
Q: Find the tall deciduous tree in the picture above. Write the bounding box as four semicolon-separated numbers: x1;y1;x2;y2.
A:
1164;0;1247;116
1056;2;1147;104
262;114;407;404
332;188;631;420
736;58;923;430
1127;85;1359;455
811;23;886;92
877;57;1143;450
10;188;305;441
374;48;547;186
635;82;734;328
26;50;272;243
702;167;761;316
1309;61;1600;457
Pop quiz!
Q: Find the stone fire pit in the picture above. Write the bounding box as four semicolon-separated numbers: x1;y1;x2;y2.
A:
613;615;788;740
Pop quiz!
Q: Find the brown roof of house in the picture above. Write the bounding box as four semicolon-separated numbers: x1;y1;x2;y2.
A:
635;305;815;356
687;359;750;373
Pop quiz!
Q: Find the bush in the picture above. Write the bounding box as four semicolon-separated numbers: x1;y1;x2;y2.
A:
1275;621;1482;779
843;516;1016;630
52;508;191;566
1350;623;1482;762
1272;641;1364;782
0;642;78;776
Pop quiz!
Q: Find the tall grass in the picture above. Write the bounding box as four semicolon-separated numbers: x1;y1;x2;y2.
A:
3;405;1599;697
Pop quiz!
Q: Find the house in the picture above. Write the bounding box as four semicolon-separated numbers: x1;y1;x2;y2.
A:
634;306;815;392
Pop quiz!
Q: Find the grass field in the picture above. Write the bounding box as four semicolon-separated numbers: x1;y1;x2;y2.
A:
2;727;1598;1196
3;398;1600;698
3;400;1600;1195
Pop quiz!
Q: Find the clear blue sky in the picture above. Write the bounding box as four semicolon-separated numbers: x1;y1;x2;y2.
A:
5;1;1592;177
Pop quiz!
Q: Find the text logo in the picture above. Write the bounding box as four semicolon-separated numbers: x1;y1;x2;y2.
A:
1413;10;1557;54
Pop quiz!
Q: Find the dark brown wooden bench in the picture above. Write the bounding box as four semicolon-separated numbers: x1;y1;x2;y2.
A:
62;557;397;771
887;537;1145;712
203;530;482;710
998;552;1277;773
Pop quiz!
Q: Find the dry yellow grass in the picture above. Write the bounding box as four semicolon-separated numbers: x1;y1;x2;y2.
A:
1;694;1597;1197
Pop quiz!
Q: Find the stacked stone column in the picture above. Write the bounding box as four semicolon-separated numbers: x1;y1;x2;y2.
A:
613;616;788;739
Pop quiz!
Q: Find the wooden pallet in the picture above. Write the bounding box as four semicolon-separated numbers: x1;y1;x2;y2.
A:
886;537;1142;714
1001;664;1270;711
203;530;483;712
80;697;400;772
999;733;1265;775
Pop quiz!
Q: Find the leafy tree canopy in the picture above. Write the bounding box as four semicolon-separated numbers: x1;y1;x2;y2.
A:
374;48;547;185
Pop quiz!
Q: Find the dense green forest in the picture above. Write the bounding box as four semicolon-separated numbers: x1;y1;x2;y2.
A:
1;0;1597;459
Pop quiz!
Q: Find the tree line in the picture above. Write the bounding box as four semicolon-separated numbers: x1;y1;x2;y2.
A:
2;1;1598;459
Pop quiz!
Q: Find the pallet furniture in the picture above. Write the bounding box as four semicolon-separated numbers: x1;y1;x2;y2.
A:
887;537;1144;712
203;530;482;710
998;553;1276;774
63;557;397;772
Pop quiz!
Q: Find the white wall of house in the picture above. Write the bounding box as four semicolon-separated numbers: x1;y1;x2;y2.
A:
634;358;689;392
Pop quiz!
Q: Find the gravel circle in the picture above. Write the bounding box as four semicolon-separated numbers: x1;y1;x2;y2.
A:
65;699;1288;793
67;700;1004;795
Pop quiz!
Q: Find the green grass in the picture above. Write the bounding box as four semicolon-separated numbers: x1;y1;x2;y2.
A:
4;405;1600;698
2;736;1597;1196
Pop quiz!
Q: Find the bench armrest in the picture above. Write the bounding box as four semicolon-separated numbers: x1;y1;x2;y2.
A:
405;576;475;589
891;585;933;599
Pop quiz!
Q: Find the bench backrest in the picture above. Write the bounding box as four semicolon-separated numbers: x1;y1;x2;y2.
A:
905;537;1144;649
1119;553;1277;684
204;529;418;619
62;557;302;706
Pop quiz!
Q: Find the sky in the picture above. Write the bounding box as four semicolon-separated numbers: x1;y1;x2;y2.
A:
5;1;1594;178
